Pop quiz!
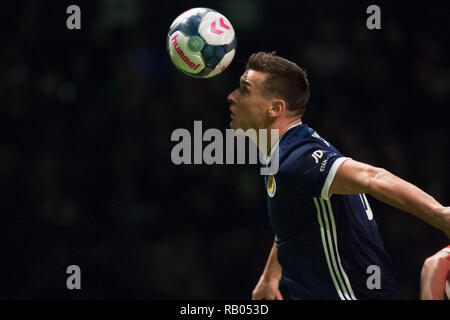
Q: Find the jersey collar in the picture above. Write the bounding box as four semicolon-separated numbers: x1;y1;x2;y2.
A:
265;122;303;164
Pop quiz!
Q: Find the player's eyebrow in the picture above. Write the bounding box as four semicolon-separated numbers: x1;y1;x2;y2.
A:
240;78;251;87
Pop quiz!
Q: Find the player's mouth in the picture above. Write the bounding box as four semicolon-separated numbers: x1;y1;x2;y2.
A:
229;106;235;118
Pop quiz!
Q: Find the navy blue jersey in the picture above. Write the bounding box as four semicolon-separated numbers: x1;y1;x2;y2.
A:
264;123;400;300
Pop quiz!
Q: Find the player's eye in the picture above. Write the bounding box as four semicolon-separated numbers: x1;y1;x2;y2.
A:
239;86;248;95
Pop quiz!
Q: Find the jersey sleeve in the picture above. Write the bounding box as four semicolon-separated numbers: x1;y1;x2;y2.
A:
282;146;350;199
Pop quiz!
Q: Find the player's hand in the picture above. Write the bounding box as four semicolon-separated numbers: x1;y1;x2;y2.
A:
251;275;283;300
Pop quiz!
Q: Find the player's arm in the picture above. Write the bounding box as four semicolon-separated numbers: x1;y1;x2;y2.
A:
328;159;450;238
420;247;450;300
252;240;284;300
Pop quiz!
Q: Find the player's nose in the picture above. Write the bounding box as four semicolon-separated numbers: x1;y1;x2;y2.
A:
227;89;237;105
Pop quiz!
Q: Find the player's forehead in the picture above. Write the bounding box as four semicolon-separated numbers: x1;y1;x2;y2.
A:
240;69;267;87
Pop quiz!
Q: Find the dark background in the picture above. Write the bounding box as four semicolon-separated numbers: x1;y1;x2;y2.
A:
1;0;449;299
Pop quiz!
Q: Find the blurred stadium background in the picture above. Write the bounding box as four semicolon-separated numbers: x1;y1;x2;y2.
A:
1;0;449;299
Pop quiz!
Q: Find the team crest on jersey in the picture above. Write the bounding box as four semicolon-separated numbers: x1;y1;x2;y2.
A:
266;175;276;198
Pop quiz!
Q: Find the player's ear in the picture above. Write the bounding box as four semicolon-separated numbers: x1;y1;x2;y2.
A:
268;99;286;117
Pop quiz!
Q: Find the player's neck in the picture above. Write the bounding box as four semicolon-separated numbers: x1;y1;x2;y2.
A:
260;117;302;155
276;117;302;138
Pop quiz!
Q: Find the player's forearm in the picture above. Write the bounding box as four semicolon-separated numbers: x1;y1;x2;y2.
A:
261;241;282;281
367;168;448;232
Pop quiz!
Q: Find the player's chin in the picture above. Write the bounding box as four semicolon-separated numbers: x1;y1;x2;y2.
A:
229;118;238;130
230;122;245;132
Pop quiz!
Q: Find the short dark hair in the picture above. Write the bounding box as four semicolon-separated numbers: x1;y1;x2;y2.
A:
246;51;310;116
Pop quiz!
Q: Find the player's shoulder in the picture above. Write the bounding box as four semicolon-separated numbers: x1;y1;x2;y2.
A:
280;124;340;161
277;125;343;177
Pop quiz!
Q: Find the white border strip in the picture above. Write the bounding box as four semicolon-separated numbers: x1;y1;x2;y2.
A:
325;199;357;300
319;198;352;300
314;197;346;300
320;157;350;200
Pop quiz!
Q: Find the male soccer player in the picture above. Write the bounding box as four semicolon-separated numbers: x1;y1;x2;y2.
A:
227;52;450;299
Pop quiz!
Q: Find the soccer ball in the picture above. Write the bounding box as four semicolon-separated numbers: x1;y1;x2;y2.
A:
167;8;237;78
